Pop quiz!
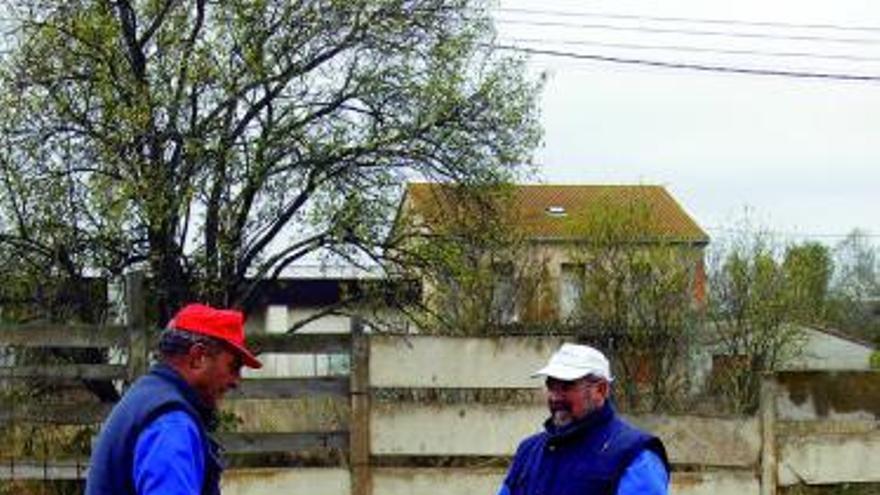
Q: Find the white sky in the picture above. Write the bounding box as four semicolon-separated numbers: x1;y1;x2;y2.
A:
493;0;880;246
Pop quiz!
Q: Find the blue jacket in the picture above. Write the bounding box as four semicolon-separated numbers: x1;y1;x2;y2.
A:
500;403;669;495
85;363;223;495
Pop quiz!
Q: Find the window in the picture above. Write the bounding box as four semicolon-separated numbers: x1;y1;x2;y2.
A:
491;263;517;324
560;263;585;320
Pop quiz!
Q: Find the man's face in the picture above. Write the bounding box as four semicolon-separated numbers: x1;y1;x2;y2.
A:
545;376;608;427
190;345;243;409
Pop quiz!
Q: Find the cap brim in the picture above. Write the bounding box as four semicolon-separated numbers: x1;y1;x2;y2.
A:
228;342;263;369
531;364;589;381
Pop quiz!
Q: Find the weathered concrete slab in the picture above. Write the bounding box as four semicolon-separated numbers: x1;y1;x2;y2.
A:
372;402;545;455
778;430;880;486
222;468;349;495
370;468;758;495
370;336;564;388
671;471;759;495
374;468;504;495
372;402;759;467
775;371;880;420
632;415;760;468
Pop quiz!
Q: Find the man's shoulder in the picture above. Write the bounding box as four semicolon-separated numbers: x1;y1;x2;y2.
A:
609;416;670;473
514;429;547;453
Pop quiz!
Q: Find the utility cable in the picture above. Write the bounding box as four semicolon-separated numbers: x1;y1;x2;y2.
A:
493;18;880;46
500;37;880;63
491;44;880;82
492;8;880;34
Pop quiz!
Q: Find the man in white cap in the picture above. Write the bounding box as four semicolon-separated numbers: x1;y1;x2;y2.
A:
497;343;670;495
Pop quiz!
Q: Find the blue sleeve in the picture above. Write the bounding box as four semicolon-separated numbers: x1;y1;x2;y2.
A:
617;449;669;495
133;410;205;495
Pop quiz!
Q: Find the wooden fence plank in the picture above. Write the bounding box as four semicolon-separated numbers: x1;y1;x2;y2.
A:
0;459;89;480
0;364;127;380
0;402;111;424
228;377;349;400
248;334;351;354
222;396;349;433
0;324;127;348
218;432;348;454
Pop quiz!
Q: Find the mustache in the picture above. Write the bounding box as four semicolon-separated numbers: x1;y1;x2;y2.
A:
549;401;572;413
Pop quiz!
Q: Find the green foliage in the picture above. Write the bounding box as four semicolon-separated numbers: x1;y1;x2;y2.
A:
824;230;880;344
871;350;880;370
706;232;842;413
783;242;833;324
563;200;701;412
0;0;542;324
388;184;544;334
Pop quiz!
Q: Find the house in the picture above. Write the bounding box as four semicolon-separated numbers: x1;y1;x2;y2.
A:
785;325;875;370
392;182;710;328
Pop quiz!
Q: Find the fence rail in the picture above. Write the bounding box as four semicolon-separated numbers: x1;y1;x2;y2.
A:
0;324;127;348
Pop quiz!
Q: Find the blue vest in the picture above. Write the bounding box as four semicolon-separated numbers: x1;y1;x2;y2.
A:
504;403;669;495
85;363;223;495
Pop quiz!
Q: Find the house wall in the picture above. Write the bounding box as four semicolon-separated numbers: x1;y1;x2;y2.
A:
419;241;706;325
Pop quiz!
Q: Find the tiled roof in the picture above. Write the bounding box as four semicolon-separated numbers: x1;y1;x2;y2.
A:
403;183;709;243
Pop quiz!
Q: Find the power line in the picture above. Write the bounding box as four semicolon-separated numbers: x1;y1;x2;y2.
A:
493;18;880;46
705;227;880;239
492;44;880;82
492;8;880;34
500;37;880;63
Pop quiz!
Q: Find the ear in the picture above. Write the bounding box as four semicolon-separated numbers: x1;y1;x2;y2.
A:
186;343;210;370
596;380;611;399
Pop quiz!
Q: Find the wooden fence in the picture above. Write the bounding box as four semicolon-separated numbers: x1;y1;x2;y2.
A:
0;273;359;483
1;291;878;495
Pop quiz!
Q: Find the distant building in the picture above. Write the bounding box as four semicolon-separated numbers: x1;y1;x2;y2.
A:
394;182;709;325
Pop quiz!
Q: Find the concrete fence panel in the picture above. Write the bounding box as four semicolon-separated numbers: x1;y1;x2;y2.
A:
671;471;759;495
371;402;545;455
778;429;880;486
633;415;760;468
373;468;504;495
369;469;760;495
775;371;880;421
369;336;564;388
372;402;759;468
222;468;349;495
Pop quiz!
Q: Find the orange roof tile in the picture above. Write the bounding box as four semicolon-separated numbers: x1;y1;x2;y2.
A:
402;183;709;244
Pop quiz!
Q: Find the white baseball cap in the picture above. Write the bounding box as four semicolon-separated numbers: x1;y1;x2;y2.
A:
532;343;613;382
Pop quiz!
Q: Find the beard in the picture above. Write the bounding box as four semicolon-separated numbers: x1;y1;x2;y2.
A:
549;400;600;427
549;401;574;427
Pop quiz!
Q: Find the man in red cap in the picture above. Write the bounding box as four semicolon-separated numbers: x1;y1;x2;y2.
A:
86;303;263;495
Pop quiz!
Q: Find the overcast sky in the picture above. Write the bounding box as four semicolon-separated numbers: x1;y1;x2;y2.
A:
493;0;880;246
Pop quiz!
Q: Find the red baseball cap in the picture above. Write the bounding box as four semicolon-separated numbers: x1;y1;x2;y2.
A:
168;303;263;369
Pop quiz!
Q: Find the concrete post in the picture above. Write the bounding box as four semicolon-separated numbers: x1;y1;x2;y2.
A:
125;271;148;384
760;374;777;495
349;315;371;495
